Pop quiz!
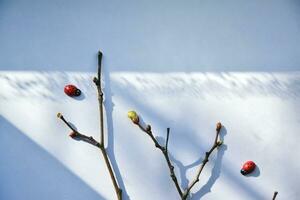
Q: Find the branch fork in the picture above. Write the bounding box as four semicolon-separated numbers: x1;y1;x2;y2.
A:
57;51;122;200
128;111;223;199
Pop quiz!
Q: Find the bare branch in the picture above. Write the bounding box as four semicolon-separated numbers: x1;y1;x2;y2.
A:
130;113;224;200
57;51;122;200
93;51;104;146
57;113;77;132
166;128;170;151
182;122;223;199
94;51;122;200
137;123;183;197
272;191;278;200
57;113;101;148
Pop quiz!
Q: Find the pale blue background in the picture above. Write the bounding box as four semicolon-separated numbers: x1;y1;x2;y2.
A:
1;0;300;72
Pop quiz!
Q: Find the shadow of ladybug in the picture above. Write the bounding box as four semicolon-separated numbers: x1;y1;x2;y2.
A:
241;161;256;175
64;84;81;97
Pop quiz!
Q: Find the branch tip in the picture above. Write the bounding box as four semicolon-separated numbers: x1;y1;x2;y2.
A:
69;131;78;138
216;122;222;132
272;191;278;200
166;128;170;149
57;112;63;119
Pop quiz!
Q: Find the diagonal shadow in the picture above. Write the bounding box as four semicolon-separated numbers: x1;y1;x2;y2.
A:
113;83;265;199
0;115;104;200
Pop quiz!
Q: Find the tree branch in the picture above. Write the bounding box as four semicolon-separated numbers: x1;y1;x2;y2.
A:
137;123;183;197
272;191;278;200
166;127;170;151
57;51;122;200
57;113;101;148
129;112;223;200
182;122;222;199
93;51;122;200
93;51;104;146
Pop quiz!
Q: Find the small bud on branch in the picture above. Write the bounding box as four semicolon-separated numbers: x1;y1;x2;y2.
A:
69;131;78;138
216;122;222;132
128;111;139;124
57;112;63;119
146;125;151;132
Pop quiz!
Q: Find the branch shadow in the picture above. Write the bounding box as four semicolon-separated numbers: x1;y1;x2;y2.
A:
102;58;130;200
0;115;104;200
156;126;227;200
112;83;266;199
191;127;227;199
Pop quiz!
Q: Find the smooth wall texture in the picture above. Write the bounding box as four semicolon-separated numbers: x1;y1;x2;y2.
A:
0;1;300;200
0;0;300;72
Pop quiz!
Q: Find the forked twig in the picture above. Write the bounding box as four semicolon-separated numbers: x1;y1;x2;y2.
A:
182;122;222;199
128;111;223;199
138;124;183;196
57;51;122;200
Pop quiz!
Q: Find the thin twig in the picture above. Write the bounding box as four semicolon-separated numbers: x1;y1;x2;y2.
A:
58;51;122;200
272;191;278;200
132;117;222;200
93;51;122;200
137;124;183;197
57;112;123;200
166;127;170;151
57;113;100;148
93;51;104;146
182;123;222;199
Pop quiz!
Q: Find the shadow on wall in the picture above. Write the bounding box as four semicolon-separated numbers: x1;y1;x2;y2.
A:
0;115;104;200
191;128;227;199
112;72;300;100
116;85;266;200
1;71;300;102
103;65;130;200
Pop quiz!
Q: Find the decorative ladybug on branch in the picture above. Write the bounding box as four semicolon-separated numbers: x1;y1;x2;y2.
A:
240;160;256;175
64;84;81;97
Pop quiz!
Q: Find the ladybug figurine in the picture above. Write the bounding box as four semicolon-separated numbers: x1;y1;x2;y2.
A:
240;160;256;175
64;84;81;97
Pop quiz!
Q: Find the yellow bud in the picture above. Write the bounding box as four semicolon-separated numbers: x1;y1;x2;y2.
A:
128;110;139;124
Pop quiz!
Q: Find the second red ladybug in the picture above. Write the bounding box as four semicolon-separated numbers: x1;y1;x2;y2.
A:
64;84;81;97
240;161;256;175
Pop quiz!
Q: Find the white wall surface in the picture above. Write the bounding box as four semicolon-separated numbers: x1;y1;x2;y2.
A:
0;71;299;200
1;0;300;200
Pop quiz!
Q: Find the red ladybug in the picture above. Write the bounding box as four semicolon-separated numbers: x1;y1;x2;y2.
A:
241;161;256;175
64;84;81;97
